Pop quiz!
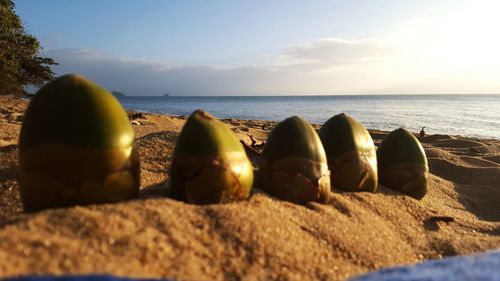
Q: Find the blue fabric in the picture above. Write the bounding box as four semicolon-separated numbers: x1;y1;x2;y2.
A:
2;251;499;281
350;250;500;281
1;275;174;281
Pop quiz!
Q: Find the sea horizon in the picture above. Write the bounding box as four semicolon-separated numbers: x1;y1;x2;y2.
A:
119;93;500;98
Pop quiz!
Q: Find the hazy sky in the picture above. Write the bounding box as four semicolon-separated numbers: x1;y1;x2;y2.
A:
15;0;500;96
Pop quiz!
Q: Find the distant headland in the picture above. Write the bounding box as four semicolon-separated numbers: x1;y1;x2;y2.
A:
111;91;126;98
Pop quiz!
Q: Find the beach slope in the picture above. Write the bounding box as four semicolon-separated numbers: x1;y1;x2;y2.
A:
0;98;499;280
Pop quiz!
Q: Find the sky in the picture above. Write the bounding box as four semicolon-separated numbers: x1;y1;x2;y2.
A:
14;0;500;96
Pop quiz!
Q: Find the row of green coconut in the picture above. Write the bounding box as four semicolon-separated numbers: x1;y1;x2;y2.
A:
18;74;428;211
168;110;428;205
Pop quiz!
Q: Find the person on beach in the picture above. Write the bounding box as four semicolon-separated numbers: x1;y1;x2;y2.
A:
419;127;426;138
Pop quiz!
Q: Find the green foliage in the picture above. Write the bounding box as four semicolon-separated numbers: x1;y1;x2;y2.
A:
0;0;56;96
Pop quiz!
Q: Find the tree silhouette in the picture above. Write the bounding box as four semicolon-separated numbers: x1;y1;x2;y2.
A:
0;0;57;96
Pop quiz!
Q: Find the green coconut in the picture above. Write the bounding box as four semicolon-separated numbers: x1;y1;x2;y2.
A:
18;74;140;211
259;116;331;204
377;128;428;199
169;110;253;204
319;113;378;192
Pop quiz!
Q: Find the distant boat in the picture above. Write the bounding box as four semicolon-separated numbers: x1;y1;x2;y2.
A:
164;93;171;97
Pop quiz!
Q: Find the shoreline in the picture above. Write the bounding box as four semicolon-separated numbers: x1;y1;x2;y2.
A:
0;97;499;280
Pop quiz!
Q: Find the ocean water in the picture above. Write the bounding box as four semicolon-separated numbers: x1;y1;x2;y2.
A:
118;95;500;140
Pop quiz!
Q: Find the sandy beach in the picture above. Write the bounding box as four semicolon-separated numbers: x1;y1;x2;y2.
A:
0;97;499;280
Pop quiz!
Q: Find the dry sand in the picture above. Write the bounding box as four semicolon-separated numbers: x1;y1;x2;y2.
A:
0;97;499;280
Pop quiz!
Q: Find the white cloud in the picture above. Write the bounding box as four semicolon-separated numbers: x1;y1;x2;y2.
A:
42;39;398;96
44;49;289;95
280;38;394;66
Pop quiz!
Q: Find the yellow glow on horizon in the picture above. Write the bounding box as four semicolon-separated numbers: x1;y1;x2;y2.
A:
364;1;500;93
431;2;500;70
398;1;500;72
